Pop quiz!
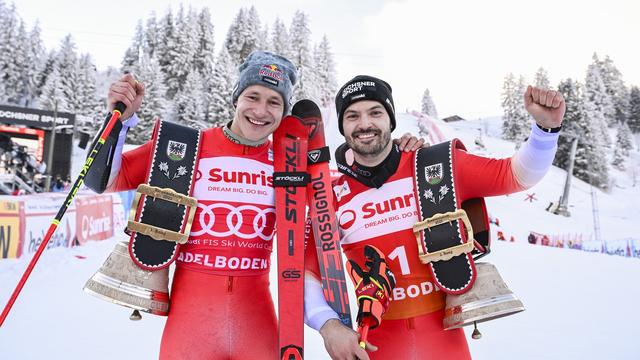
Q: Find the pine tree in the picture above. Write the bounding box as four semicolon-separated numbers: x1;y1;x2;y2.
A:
183;6;201;70
588;53;616;127
616;121;634;155
121;20;144;73
257;23;269;51
195;8;217;124
194;7;215;77
76;53;101;119
534;67;550;89
584;59;612;146
163;5;197;98
270;18;290;59
144;12;160;58
554;79;584;170
224;7;260;67
0;0;11;102
289;10;318;103
11;20;29;105
598;55;629;124
611;142;626;170
38;36;81;114
157;9;178;98
314;35;337;107
611;122;633;170
172;71;206;130
244;6;261;57
224;7;246;66
207;47;236;126
421;88;438;118
628;86;640;133
36;50;57;105
501;74;530;144
24;22;46;107
0;4;25;105
55;35;82;113
580;90;611;189
501;73;518;140
39;66;67;112
128;53;167;144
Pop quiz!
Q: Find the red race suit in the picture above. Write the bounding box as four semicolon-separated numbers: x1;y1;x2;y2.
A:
305;130;557;360
110;127;277;360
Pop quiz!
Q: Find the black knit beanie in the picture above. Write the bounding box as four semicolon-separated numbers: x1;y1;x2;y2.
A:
335;75;396;135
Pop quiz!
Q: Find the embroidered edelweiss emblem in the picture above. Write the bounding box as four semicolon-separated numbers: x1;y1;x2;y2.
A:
423;184;450;204
159;162;188;180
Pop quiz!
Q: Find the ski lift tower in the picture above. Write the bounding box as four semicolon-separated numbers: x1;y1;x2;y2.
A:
548;135;578;217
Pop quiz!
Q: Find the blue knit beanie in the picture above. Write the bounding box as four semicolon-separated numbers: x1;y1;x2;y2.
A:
232;51;298;115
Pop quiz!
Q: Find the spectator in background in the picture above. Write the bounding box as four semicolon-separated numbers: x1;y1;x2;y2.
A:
52;175;64;192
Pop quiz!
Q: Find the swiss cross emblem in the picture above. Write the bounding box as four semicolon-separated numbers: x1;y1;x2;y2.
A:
425;163;443;185
167;140;187;161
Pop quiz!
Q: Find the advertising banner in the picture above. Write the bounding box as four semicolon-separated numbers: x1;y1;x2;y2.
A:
22;195;76;255
0;199;22;259
75;195;113;244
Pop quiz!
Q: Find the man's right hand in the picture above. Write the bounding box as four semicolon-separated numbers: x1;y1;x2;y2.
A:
108;73;145;121
319;319;376;360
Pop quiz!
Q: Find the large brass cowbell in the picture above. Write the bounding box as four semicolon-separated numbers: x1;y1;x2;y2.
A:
83;241;170;319
414;209;525;338
443;263;525;333
83;184;198;319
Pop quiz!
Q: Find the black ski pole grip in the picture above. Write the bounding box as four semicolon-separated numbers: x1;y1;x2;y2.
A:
113;101;126;116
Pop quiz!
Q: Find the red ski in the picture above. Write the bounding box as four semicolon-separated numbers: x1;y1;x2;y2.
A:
297;99;352;328
273;108;310;360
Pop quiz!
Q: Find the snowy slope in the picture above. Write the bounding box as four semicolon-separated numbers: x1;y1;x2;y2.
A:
1;235;638;359
1;112;638;359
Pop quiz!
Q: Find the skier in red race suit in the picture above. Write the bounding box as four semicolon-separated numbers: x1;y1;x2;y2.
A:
86;53;424;359
86;51;299;359
304;75;566;359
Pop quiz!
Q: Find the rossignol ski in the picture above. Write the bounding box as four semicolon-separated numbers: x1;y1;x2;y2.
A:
296;99;352;328
273;107;310;360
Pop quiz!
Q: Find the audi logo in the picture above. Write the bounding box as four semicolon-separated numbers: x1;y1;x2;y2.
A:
190;203;276;240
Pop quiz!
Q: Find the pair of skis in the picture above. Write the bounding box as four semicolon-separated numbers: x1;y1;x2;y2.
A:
273;100;352;360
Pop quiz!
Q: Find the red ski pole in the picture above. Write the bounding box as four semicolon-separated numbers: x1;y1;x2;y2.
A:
358;317;372;350
0;102;126;327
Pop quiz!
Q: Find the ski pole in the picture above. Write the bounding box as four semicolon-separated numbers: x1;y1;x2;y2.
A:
358;317;372;350
0;102;126;328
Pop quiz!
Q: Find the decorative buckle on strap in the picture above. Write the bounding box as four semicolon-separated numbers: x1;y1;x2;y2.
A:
127;184;198;244
413;209;475;264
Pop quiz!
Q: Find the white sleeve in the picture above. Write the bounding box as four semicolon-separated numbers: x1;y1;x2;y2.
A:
304;272;339;331
510;123;560;189
106;113;140;188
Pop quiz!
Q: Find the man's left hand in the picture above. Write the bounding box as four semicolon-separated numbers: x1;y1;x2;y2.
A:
524;85;566;128
319;319;375;360
394;133;427;152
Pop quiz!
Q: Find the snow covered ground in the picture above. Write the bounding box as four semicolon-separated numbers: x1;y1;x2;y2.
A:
1;113;638;359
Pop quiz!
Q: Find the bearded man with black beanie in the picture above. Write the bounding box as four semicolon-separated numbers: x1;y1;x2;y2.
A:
303;75;566;359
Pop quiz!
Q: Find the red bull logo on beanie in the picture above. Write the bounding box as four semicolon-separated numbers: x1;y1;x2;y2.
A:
259;64;284;85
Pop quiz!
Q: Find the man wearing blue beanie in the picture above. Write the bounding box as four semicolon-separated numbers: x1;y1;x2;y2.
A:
87;51;299;359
